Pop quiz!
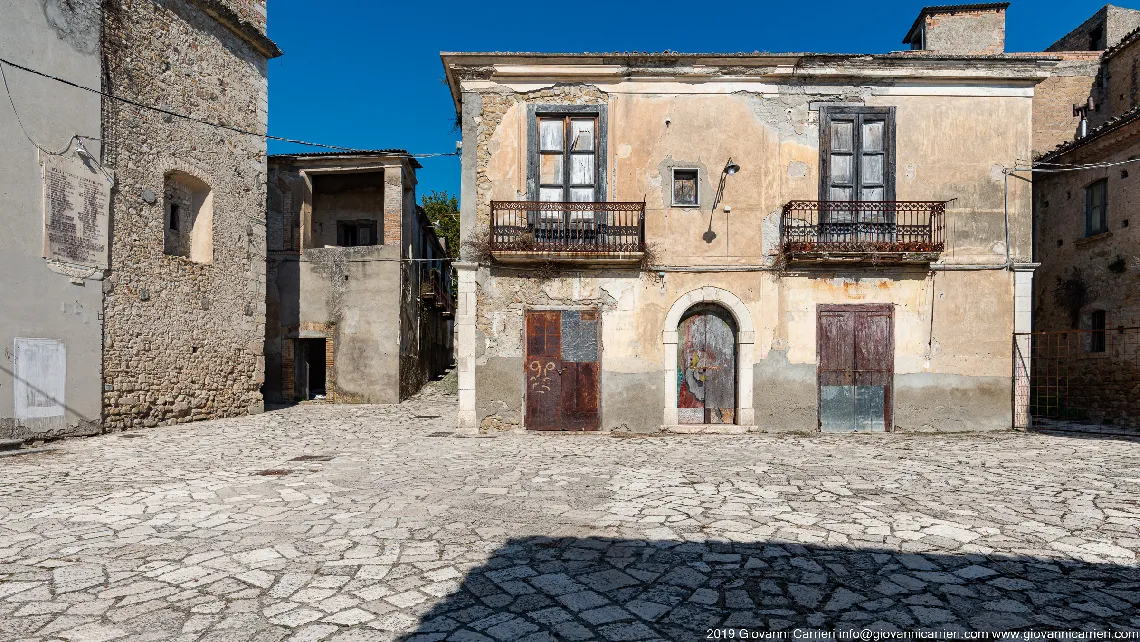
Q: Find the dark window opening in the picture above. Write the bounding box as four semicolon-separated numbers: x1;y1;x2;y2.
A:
1090;310;1107;353
293;339;327;401
672;169;699;207
311;172;384;248
1085;179;1108;237
1089;26;1105;50
169;203;180;231
336;220;378;247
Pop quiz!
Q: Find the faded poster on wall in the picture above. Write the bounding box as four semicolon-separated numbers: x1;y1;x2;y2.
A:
13;337;66;420
41;153;110;269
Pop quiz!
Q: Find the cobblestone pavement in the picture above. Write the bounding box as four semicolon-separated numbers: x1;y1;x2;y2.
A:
1;384;1139;642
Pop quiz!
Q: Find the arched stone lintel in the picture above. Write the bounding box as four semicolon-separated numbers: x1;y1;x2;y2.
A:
662;287;755;428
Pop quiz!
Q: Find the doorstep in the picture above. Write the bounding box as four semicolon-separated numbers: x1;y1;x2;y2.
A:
660;425;757;435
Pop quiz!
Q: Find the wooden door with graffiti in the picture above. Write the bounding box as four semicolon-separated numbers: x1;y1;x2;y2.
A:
677;304;737;424
817;304;893;432
525;310;600;431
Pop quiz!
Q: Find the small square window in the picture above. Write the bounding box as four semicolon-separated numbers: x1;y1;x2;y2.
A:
672;169;699;207
169;203;180;231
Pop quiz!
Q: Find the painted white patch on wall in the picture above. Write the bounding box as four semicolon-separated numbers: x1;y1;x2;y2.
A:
13;338;66;419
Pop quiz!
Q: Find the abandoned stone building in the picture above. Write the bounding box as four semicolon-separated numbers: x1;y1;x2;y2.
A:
1;0;280;439
265;151;454;405
443;2;1058;434
100;0;280;430
1023;7;1140;428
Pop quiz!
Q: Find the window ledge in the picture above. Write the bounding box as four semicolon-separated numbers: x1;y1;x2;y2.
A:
1075;231;1113;247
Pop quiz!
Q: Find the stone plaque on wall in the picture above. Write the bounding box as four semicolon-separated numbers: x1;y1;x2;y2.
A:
41;153;110;269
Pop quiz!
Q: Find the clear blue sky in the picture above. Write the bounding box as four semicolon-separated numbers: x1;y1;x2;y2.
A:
266;0;1127;200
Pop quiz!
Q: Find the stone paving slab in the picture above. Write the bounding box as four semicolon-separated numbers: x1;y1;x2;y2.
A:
0;384;1138;641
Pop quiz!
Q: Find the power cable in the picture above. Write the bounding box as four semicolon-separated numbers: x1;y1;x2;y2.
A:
1014;156;1140;173
0;56;459;158
0;61;84;156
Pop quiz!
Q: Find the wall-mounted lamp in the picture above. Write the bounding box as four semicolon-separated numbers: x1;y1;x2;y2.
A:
711;158;740;211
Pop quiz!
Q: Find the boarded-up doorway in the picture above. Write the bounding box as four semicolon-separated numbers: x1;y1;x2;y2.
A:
677;304;737;424
524;309;600;431
817;304;893;432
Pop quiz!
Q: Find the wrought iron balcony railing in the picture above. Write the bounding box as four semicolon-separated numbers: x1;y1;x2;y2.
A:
490;201;646;263
780;200;946;261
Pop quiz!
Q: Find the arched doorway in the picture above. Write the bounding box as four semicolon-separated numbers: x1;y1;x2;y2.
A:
662;287;755;428
677;304;737;424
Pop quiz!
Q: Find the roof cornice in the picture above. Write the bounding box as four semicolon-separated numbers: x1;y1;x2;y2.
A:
186;0;282;59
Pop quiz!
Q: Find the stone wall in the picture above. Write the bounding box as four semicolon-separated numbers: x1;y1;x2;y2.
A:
1099;35;1140;122
1033;122;1140;334
920;8;1007;54
101;0;270;429
1047;5;1140;53
1031;55;1100;158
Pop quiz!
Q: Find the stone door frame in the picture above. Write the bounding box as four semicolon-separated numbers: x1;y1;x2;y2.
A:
663;287;755;427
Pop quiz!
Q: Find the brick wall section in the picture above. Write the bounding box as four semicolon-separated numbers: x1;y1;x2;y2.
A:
383;167;403;245
101;0;270;429
280;338;294;401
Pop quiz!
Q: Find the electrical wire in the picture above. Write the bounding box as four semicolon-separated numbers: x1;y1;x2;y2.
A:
1013;156;1140;173
0;56;459;158
0;61;83;156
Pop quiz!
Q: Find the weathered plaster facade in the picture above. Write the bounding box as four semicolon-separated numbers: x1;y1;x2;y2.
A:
0;0;104;440
265;152;453;406
100;0;279;430
445;48;1052;435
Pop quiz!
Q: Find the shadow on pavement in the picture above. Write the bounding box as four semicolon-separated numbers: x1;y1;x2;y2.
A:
399;536;1140;641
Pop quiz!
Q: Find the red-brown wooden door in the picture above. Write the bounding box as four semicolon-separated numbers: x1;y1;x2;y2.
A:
525;310;600;431
818;304;893;432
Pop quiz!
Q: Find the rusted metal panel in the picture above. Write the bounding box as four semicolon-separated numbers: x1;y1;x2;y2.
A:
561;310;599;363
818;304;893;433
677;305;737;425
525;309;600;431
525;311;563;431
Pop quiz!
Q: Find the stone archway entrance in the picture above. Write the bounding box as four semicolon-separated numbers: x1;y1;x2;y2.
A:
663;287;755;428
677;304;737;424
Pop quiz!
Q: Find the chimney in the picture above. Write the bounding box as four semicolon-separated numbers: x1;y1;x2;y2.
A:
903;3;1010;54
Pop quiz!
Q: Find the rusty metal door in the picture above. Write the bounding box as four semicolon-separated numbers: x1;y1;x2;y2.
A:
677;304;737;424
525;310;600;431
818;304;893;432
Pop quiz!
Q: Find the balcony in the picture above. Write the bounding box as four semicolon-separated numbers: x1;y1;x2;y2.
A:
490;201;646;265
780;200;946;264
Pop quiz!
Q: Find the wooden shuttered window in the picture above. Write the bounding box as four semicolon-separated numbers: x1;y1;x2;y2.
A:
820;106;896;203
1085;179;1108;237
